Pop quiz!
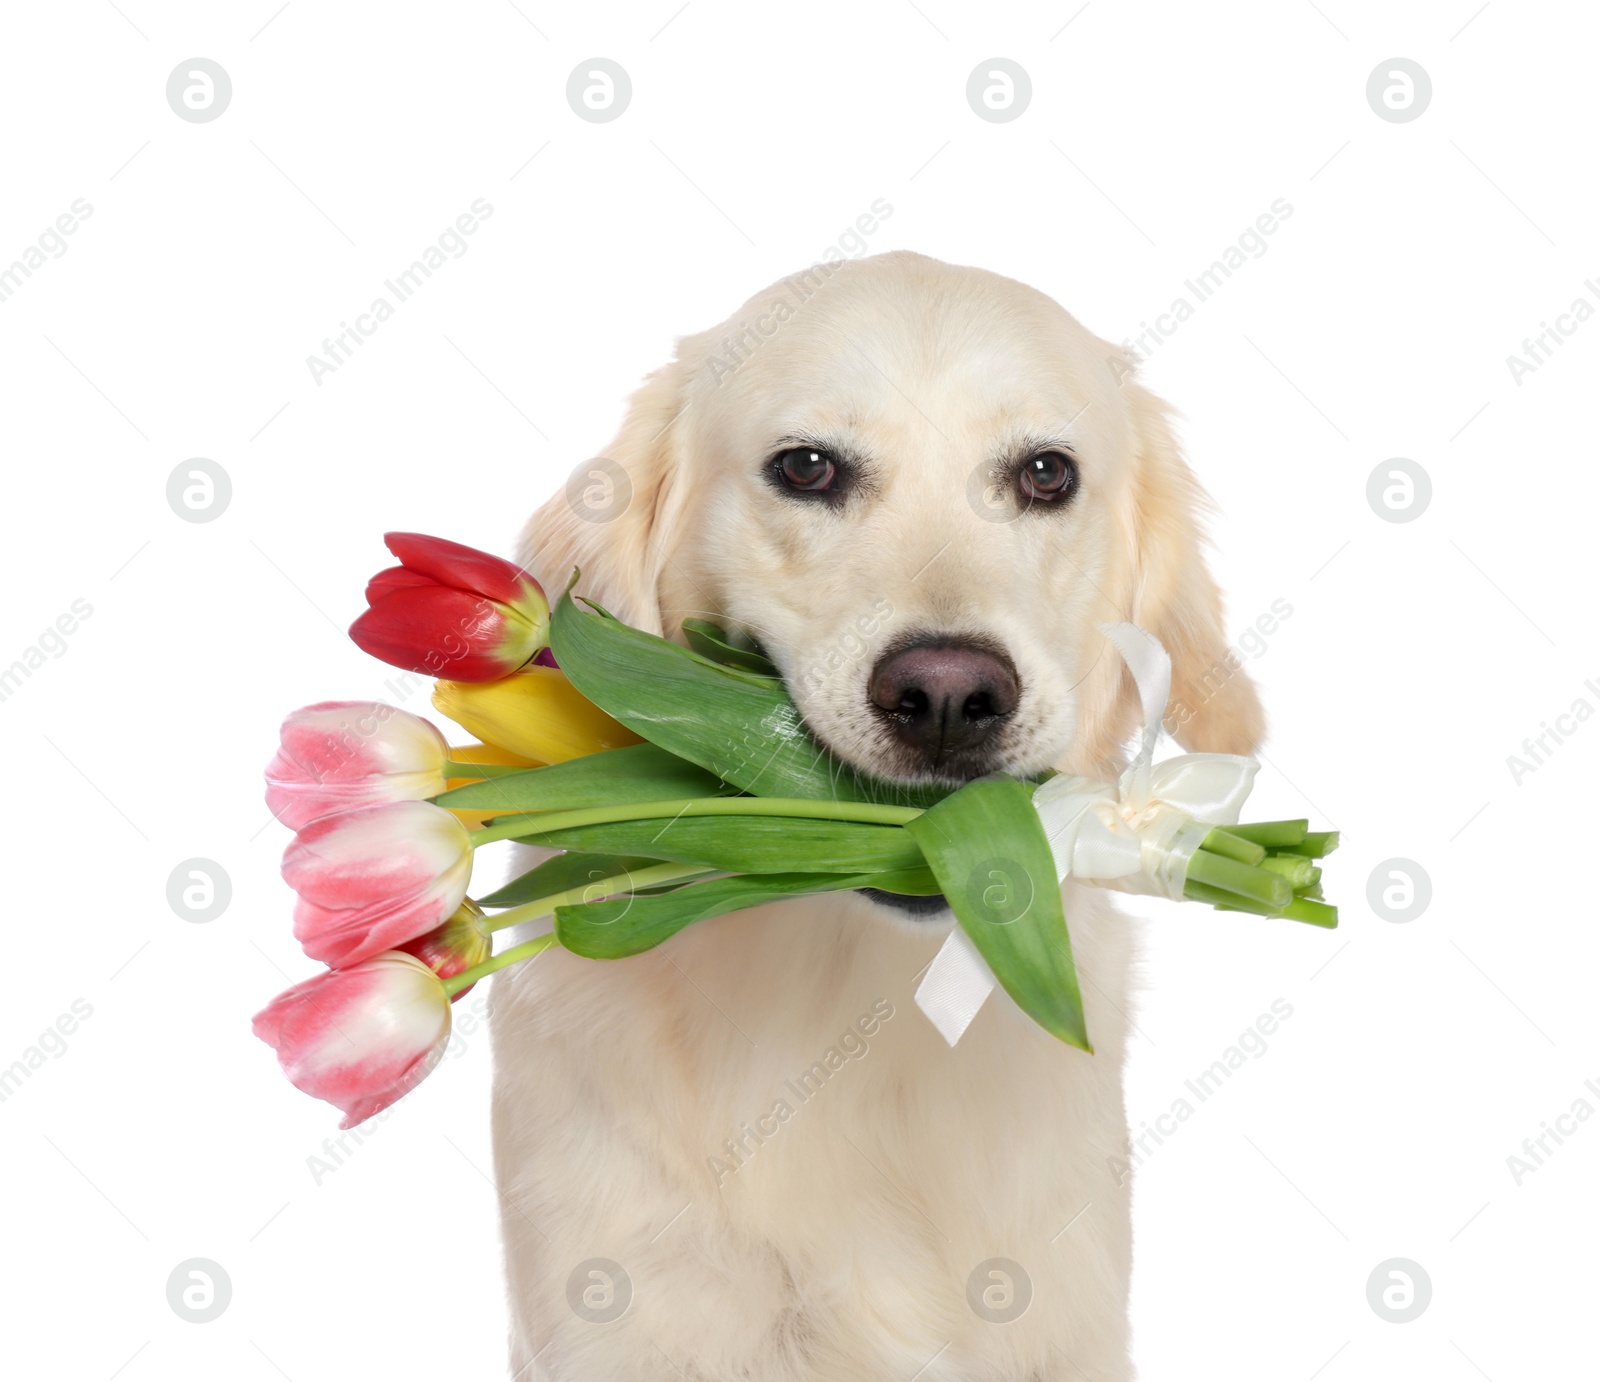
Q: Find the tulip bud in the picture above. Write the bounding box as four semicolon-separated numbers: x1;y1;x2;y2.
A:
349;532;550;682
265;701;451;830
398;899;491;999
282;801;473;968
432;665;641;764
252;951;451;1128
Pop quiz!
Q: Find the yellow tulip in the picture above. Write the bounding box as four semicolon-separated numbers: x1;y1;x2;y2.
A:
432;666;641;766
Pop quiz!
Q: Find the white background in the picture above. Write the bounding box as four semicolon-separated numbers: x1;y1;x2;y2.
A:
2;1;1596;1377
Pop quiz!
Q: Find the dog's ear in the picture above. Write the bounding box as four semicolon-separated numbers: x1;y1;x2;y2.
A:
1114;376;1265;756
517;359;690;638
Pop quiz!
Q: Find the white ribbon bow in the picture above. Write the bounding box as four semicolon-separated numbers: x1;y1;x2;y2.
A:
913;622;1259;1046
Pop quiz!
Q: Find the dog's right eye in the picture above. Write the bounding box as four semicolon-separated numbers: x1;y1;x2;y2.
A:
772;447;839;494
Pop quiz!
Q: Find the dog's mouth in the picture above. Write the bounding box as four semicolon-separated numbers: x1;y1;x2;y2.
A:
854;885;950;917
754;652;1017;920
776;675;992;920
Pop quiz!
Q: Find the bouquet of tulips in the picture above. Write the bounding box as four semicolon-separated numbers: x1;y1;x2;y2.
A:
253;533;1337;1127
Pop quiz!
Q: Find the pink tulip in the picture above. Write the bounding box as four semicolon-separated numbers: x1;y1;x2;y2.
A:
398;899;491;1000
252;951;451;1128
264;701;451;830
282;801;473;968
348;532;550;682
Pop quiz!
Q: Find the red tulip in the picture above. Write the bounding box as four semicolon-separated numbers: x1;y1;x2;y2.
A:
252;952;451;1128
349;533;550;682
397;899;492;1000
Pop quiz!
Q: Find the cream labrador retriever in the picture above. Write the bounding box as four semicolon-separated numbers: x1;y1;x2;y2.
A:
490;250;1261;1380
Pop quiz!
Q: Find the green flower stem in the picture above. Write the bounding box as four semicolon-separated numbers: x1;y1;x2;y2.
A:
1223;819;1309;847
1183;879;1277;916
467;796;923;848
1199;828;1267;867
1282;830;1340;858
441;931;560;996
1184;879;1339;929
1185;847;1293;909
480;862;710;934
1280;897;1338;928
1258;853;1317;887
442;759;531;779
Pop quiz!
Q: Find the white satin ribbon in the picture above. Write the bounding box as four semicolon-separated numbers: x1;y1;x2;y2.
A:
913;622;1259;1046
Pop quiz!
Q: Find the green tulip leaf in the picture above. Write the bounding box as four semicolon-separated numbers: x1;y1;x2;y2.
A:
549;588;945;809
680;618;781;677
501;815;925;876
555;867;939;959
904;775;1090;1052
477;850;671;909
434;741;733;813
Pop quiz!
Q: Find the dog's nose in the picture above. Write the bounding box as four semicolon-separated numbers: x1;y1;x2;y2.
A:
868;639;1019;762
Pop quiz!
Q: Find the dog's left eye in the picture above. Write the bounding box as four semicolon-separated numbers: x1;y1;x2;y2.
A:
1019;451;1079;505
773;447;840;494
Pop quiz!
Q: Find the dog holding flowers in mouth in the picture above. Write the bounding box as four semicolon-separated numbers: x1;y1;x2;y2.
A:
480;252;1263;1380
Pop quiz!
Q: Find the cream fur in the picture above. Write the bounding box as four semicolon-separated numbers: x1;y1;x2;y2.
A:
490;252;1261;1379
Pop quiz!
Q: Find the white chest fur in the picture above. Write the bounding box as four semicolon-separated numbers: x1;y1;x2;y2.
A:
491;883;1138;1381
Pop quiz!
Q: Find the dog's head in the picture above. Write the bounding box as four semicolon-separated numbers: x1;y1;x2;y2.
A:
522;251;1261;802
